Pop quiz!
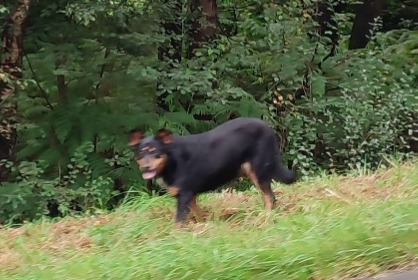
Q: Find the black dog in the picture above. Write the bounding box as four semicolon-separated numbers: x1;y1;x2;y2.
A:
128;117;296;226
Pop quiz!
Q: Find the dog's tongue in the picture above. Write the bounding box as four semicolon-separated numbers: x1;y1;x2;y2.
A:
142;171;157;180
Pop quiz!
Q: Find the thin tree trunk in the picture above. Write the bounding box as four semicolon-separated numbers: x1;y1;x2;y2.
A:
349;0;383;50
0;0;31;181
187;0;218;122
157;0;183;111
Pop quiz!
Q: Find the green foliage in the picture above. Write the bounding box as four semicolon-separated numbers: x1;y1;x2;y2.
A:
0;0;416;223
384;0;418;30
285;29;418;176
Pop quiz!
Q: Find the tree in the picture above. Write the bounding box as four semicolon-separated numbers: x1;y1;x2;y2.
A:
349;0;383;49
187;0;218;58
313;1;346;58
0;0;30;181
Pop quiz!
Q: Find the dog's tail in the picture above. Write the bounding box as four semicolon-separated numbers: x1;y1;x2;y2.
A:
274;160;296;184
262;129;297;185
269;133;297;184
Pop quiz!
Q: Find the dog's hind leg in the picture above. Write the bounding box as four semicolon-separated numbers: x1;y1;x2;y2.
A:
190;195;209;221
258;181;275;210
241;162;276;210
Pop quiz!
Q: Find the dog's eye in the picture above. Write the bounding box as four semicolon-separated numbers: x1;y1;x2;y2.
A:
155;154;161;159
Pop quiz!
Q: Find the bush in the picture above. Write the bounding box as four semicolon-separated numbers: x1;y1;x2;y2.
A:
285;29;417;176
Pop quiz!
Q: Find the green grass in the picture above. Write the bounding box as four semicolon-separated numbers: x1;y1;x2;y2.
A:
1;161;418;280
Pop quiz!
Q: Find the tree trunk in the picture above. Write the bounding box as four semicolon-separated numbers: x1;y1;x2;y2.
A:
314;1;341;56
186;0;218;122
349;0;383;50
187;0;218;58
0;0;31;181
157;0;183;111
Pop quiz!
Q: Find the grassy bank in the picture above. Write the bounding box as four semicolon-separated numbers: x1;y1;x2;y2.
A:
1;161;417;280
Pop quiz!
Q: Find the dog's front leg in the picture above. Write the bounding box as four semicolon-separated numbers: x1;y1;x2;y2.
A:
174;191;194;227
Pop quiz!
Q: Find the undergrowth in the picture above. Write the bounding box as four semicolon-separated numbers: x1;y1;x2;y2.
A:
0;160;417;280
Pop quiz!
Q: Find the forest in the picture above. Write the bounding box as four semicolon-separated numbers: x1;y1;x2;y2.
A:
0;0;417;224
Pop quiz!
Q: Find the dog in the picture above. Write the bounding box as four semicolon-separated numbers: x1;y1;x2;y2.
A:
128;117;296;226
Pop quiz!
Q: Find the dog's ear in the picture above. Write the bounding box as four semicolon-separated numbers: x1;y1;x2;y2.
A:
128;129;144;147
155;128;173;144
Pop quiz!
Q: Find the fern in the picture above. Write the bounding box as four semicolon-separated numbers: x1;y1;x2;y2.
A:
86;153;111;179
52;108;76;144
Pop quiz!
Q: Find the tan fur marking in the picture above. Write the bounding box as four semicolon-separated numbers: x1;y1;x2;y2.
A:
136;155;167;174
156;129;173;144
156;178;168;188
137;158;146;168
128;131;143;146
156;179;180;197
167;186;180;197
263;193;274;210
241;162;257;182
241;162;274;211
189;196;209;221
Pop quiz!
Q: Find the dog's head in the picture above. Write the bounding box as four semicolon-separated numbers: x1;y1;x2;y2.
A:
128;128;173;180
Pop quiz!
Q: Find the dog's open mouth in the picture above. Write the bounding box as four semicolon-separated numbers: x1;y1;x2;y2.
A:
142;171;157;180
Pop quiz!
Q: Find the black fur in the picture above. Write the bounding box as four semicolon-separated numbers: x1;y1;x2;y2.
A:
129;117;296;224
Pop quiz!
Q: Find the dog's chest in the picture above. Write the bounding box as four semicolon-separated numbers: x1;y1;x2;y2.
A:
156;178;169;189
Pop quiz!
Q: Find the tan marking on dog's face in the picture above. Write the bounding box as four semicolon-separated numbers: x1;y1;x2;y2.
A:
136;154;168;174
